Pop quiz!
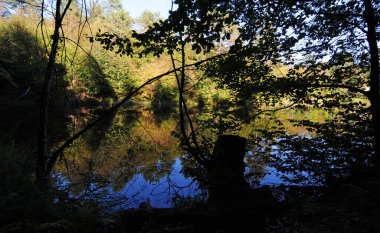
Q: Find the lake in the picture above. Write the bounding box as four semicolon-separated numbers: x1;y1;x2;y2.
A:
54;104;338;208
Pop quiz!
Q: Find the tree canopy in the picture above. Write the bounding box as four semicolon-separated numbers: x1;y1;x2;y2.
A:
90;1;380;189
116;0;380;160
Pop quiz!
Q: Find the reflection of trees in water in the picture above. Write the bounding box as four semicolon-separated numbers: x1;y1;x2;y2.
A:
180;100;269;189
83;111;118;152
189;101;368;188
245;150;268;186
152;106;178;126
55;101;372;206
139;152;175;182
56;109;181;194
265;108;374;185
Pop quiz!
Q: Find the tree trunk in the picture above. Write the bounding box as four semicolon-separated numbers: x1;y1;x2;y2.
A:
36;0;62;190
364;0;380;163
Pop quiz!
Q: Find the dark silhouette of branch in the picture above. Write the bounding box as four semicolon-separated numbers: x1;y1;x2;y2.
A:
179;42;203;163
170;50;204;165
65;0;95;71
38;0;49;57
37;0;73;189
61;37;101;71
59;0;73;22
170;53;187;145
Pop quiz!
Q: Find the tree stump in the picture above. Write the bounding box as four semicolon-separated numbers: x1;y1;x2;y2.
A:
207;135;250;206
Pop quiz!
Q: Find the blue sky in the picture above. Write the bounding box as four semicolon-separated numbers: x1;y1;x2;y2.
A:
121;0;173;19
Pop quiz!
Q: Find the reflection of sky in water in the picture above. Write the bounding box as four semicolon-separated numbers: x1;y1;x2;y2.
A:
56;108;325;208
57;156;294;208
245;149;293;186
48;106;331;210
260;166;286;185
120;157;291;208
121;158;199;208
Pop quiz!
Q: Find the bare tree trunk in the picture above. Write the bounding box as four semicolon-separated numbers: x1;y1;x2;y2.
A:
36;0;73;189
169;41;205;165
36;0;61;190
364;0;380;163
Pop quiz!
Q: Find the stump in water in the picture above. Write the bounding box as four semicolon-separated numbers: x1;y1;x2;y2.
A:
207;135;250;206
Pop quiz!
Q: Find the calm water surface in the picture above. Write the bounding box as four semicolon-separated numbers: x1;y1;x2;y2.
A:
56;107;329;208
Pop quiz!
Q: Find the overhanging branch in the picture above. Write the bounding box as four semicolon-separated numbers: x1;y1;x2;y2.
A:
46;53;228;173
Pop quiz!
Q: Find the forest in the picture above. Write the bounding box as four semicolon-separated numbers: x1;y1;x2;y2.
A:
0;0;379;232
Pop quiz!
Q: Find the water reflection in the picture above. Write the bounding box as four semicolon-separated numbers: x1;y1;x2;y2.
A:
122;158;199;208
56;105;338;208
56;107;183;205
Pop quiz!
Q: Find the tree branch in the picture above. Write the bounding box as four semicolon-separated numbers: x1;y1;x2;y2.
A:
46;53;228;173
61;37;101;71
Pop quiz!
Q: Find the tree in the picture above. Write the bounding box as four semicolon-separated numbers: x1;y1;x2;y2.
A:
135;10;162;32
124;0;379;162
36;0;74;189
30;0;130;189
102;0;133;34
